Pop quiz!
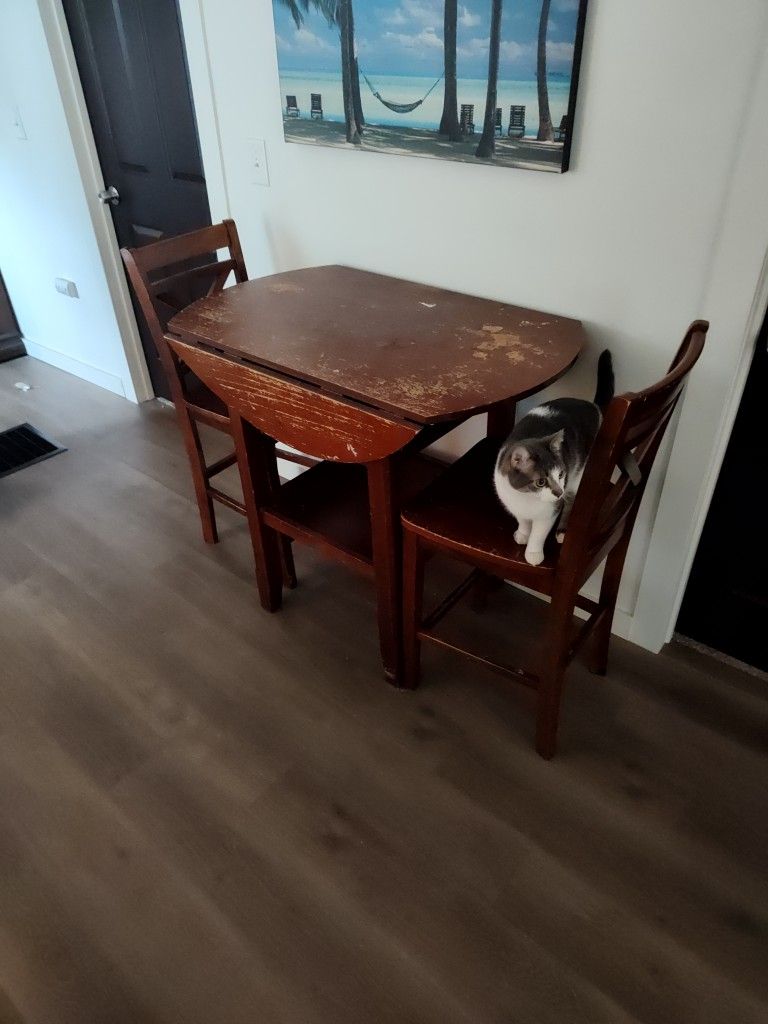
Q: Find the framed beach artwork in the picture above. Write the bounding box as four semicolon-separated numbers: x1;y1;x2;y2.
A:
271;1;589;174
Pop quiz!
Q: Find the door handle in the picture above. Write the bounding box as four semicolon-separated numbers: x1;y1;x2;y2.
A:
97;185;120;206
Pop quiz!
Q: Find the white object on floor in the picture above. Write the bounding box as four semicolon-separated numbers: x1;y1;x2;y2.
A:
14;382;32;391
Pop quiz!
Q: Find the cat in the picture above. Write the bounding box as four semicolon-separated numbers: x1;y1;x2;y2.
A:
494;350;614;566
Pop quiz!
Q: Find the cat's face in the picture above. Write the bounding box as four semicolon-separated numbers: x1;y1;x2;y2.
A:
498;432;565;504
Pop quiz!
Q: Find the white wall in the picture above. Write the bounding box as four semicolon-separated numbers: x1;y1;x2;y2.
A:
0;0;142;400
184;0;768;651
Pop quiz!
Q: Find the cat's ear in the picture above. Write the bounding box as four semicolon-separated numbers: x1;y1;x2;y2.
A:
502;445;531;473
548;430;565;455
509;445;532;470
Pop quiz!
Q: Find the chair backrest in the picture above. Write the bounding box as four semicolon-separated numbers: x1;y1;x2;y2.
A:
311;93;322;110
495;108;502;127
460;104;474;131
121;220;247;406
166;337;418;464
509;105;525;127
286;95;298;110
560;321;709;580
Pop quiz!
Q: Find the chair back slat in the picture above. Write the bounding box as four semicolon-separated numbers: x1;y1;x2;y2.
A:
121;219;248;405
560;321;709;575
166;337;418;464
126;223;231;274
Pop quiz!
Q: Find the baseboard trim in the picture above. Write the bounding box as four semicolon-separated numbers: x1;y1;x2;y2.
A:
22;340;126;397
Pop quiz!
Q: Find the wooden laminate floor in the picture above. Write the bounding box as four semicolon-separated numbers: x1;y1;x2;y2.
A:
1;357;766;1024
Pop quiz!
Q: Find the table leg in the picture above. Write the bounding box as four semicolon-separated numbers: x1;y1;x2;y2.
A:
486;399;517;440
367;456;404;686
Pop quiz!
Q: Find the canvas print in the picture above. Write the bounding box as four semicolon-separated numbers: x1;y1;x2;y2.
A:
272;1;588;173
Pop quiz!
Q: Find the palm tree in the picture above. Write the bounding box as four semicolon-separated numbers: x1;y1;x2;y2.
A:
338;0;361;144
301;0;362;142
536;0;553;141
349;2;365;135
279;0;309;29
439;0;461;141
476;0;503;158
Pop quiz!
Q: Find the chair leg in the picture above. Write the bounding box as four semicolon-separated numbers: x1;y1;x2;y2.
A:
402;529;425;690
589;534;631;676
279;538;298;590
535;587;575;759
263;445;298;590
231;416;284;613
177;408;218;544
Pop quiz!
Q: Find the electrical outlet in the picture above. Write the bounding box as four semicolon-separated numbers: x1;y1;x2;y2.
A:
55;278;79;298
250;138;270;187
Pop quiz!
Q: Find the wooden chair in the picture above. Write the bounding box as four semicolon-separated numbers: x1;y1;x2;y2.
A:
310;93;323;120
460;104;475;135
401;322;709;758
285;95;300;118
507;105;526;138
554;115;569;142
121;221;312;568
494;107;502;137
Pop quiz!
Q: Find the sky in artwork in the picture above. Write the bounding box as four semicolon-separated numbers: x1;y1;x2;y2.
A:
273;0;581;80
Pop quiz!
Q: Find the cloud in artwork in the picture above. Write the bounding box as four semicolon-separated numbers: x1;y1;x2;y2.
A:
384;27;443;52
459;5;481;29
384;0;441;29
276;28;333;55
546;40;575;65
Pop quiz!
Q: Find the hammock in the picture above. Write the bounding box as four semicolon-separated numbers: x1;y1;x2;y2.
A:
361;70;443;114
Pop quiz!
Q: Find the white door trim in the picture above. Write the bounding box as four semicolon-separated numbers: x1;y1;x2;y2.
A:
629;27;768;653
38;0;153;403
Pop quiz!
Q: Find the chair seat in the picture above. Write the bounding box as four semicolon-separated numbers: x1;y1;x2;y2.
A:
401;438;560;580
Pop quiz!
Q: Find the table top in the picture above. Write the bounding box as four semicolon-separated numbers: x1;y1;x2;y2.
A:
168;266;585;424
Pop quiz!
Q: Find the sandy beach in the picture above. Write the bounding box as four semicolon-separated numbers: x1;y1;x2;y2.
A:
284;118;564;173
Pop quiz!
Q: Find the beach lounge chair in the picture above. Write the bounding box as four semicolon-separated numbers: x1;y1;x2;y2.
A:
285;95;299;118
507;105;525;139
554;115;569;142
460;104;475;136
494;108;502;136
310;93;323;120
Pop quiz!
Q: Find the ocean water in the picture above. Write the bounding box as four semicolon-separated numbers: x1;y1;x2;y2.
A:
279;70;571;135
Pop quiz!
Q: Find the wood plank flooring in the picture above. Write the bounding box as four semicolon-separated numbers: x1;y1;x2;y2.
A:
0;357;766;1024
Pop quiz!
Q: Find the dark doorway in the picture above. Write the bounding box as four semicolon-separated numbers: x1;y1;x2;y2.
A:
0;271;24;363
62;0;212;399
677;312;768;671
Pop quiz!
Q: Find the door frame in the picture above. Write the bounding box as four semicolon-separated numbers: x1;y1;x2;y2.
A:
37;0;227;405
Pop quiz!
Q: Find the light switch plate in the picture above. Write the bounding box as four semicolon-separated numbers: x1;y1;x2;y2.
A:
250;138;270;187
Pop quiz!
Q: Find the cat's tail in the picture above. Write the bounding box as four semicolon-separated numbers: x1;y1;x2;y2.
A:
594;350;614;410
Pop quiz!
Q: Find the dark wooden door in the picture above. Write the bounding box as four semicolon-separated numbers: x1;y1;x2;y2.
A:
677;315;768;671
62;0;212;399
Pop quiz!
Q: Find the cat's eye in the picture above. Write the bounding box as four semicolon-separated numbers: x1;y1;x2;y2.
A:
536;478;547;488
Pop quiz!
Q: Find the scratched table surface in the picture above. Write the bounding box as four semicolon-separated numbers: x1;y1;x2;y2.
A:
168;266;586;424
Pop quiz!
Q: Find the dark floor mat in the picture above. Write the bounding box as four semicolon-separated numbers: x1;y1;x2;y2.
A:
0;423;66;479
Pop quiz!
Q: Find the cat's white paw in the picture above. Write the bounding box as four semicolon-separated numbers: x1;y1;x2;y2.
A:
556;531;565;544
525;548;545;566
514;529;530;545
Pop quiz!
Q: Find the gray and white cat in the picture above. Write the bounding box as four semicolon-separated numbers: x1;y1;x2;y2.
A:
494;351;614;565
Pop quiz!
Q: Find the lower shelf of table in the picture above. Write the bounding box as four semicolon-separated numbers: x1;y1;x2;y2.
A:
263;454;446;573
